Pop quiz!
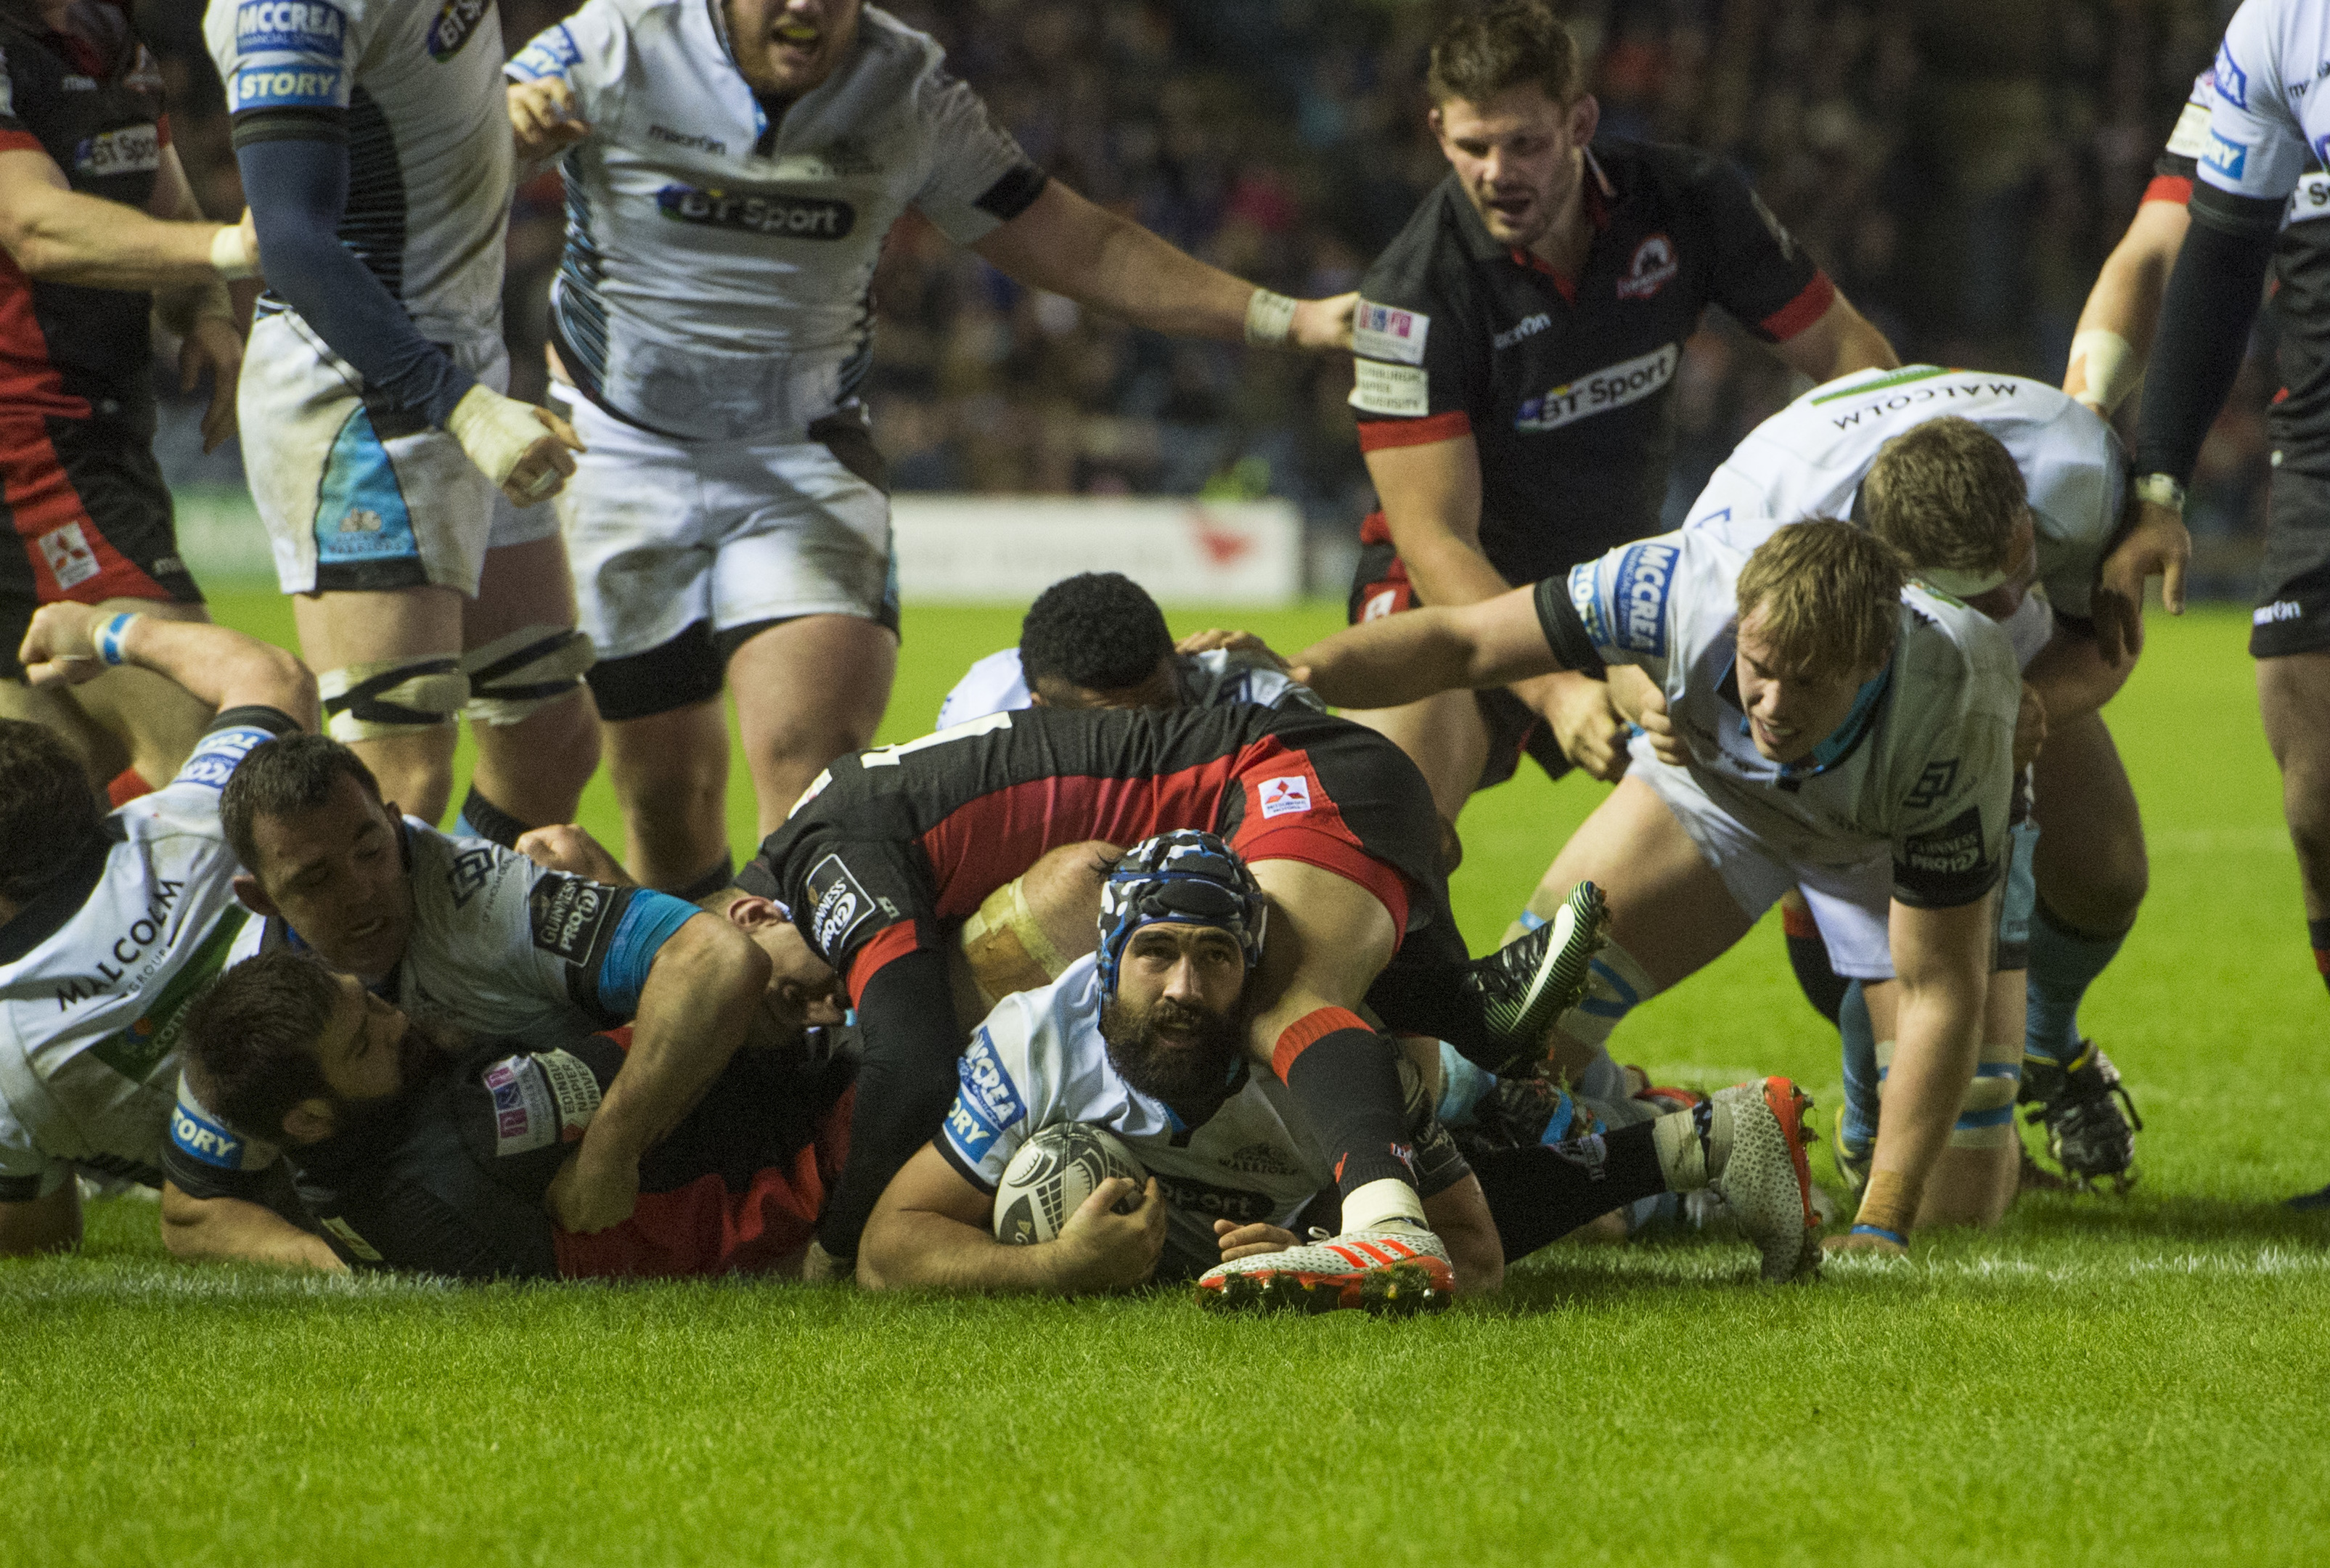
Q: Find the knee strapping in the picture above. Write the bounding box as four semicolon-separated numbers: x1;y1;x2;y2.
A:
959;874;1071;1008
460;625;595;727
1871;1038;2024;1148
1554;939;1660;1048
319;656;468;742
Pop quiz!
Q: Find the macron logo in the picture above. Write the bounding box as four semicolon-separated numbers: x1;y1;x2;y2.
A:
1258;775;1312;819
2255;600;2304;626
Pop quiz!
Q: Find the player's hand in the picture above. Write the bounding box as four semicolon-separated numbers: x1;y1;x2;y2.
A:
2093;498;2190;666
515;823;634;886
544;1142;640;1233
1605;665;1685;767
1526;670;1630;781
1212;1217;1301;1264
1289;290;1357;352
1174;628;1288;671
16;603;107;687
508;77;592;161
1049;1175;1166;1291
2014;681;2048;773
446;384;586;506
179;314;244;453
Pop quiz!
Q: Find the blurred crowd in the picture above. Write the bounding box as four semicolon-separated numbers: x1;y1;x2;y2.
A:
133;0;2271;586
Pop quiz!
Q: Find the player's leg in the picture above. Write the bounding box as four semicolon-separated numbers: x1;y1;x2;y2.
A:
727;613;897;837
454;531;600;844
291;586;467;822
2260;652;2330;973
954;838;1122;1013
1339;688;1492;842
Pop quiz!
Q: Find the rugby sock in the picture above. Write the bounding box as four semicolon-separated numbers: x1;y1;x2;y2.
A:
816;946;962;1260
669;854;737;904
1837;980;1881;1154
1471;1119;1666;1260
2310;918;2330;995
2024;898;2130;1066
105;767;152;808
1273;1008;1427;1230
452;784;529;850
1782;901;1849;1026
1648;1099;1730;1191
1435;1041;1497;1126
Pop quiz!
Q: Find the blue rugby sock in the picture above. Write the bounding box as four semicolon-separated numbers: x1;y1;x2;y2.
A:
2025;899;2128;1066
1838;979;1879;1154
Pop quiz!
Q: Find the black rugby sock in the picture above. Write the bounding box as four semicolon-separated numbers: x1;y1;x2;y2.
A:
669;853;737;904
1274;1010;1423;1212
1782;902;1849;1027
1471;1119;1666;1262
454;784;530;850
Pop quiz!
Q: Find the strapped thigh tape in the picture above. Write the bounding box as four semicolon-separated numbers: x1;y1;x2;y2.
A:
959;874;1071;1009
1871;1037;2025;1149
460;624;595;727
1554;939;1661;1048
319;657;470;742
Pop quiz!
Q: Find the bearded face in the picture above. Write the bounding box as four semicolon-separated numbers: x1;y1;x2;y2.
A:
1098;989;1244;1113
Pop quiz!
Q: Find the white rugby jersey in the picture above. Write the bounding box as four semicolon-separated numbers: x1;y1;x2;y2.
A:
939;955;1465;1273
165;822;696;1201
1545;521;2020;907
1686;366;2125;623
933;648;1325;730
2195;0;2330;208
507;1;1042;440
203;0;513;348
0;712;291;1201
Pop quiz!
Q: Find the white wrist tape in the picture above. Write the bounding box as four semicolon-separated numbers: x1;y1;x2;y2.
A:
445;383;551;491
2068;328;2138;415
1243;288;1298;347
209;224;259;282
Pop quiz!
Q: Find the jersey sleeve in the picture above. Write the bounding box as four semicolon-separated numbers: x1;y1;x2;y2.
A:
935;1014;1040;1193
1889;662;2016;910
0;36;41;152
512;873;696;1024
159;706;301;796
936;648;1031;729
1348;258;1480;450
504;0;626;126
908;69;1046;245
1691;156;1834;343
216;0;359;115
1536;532;1689;684
2196;4;2309;208
162;1070;285;1201
2148;69;2215;202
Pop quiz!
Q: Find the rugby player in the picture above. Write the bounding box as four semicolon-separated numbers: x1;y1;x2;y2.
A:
0;602;314;1259
502;0;1360;897
857;832;1821;1303
203;0;600;842
1;0;258;799
1656;388;2149;1191
935;572;1319;729
158;732;770;1262
1293;520;2022;1254
179;950;852;1279
732;703;1607;1300
1339;0;1894;844
2079;5;2330;1204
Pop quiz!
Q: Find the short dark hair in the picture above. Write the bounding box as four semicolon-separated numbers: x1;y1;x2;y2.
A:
0;719;101;902
179;950;339;1139
1018;573;1174;693
219;734;385;876
1428;1;1582;107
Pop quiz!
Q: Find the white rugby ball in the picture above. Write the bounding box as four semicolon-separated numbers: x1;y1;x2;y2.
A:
992;1122;1147;1246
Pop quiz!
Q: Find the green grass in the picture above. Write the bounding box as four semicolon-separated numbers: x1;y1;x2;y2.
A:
6;600;2326;1566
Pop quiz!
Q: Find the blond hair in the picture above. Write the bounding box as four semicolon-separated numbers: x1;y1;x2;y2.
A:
1860;416;2027;574
1736;520;1905;679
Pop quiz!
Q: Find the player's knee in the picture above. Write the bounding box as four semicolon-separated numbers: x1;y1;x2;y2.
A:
1553;939;1661;1048
318;655;469;744
459;625;595;730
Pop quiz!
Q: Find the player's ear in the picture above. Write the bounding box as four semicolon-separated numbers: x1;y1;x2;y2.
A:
727;894;783;931
1568;91;1599;147
232;873;279;919
282;1098;334;1145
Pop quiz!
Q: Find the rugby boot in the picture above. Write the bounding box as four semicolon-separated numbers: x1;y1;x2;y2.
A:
1707;1078;1823;1283
2019;1040;2141;1192
1196;1226;1455;1316
1463;880;1608;1072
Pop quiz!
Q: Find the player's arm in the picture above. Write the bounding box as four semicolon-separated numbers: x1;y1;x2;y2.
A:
1765;287;1897;383
2022;626;2131;726
1293;581;1575;709
17;602;317;728
1852;894;1992;1246
158;1183;343;1271
1421;1173;1503;1295
1696;152;1896;384
2066;197;2192;413
970;179;1352;351
145;146;247;455
0;146;256;291
857;1141;1166;1294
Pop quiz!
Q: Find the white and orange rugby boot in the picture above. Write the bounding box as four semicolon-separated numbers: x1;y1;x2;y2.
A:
1196;1226;1455;1316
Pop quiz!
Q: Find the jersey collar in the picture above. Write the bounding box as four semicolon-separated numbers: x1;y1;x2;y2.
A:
1716;658;1894;783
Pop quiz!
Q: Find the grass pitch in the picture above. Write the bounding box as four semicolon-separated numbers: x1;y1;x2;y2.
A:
5;598;2326;1566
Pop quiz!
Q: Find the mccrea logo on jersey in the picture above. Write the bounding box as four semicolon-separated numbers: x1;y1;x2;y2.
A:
1568;561;1611;648
427;0;492;60
804;854;878;960
528;875;614;964
170;1103;247;1169
1257;775;1312;820
175;722;274;791
1615;234;1679;300
944;1030;1026;1165
74;125;160;179
1515;343;1678;432
655;184;857;240
509;24;583;80
1905;759;1960;811
2204;128;2248;181
2215;41;2247;110
1353;301;1428;365
1902;807;1984;878
234;1;346;54
1611;542;1677;657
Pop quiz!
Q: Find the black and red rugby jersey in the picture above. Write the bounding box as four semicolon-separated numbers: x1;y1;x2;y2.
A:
0;1;172;426
1349;138;1832;585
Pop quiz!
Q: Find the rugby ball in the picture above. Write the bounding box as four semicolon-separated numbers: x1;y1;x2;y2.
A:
992;1122;1147;1246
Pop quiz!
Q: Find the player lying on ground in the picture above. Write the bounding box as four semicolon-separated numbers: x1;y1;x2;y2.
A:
1336;0;1894;858
205;0;600;840
1294;520;2022;1257
729;701;1604;1306
179;950;852;1279
158;732;768;1267
0;603;313;1257
1661;396;2149;1193
1;0;258;799
502;0;1364;897
857;832;1822;1304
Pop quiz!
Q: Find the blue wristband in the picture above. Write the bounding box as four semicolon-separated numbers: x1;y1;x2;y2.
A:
1849;1222;1908;1247
94;613;139;666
